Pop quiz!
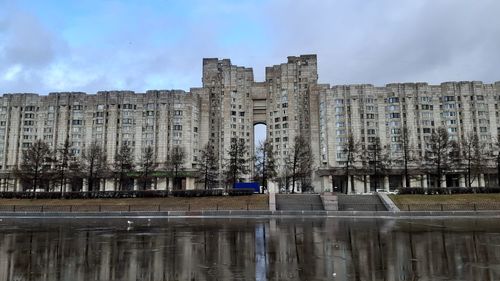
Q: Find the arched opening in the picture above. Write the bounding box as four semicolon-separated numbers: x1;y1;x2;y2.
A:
254;123;267;146
253;123;267;192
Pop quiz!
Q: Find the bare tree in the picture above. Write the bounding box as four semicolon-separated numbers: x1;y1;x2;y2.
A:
339;133;359;194
286;135;314;193
254;140;277;193
363;137;389;191
167;146;185;190
400;125;416;188
138;146;157;190
114;142;135;191
81;142;108;192
461;132;487;189
17;139;54;196
224;138;250;189
198;143;219;190
54;138;74;196
424;127;457;188
494;138;500;187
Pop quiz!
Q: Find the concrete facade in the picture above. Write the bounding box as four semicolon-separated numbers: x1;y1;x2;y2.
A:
1;54;500;192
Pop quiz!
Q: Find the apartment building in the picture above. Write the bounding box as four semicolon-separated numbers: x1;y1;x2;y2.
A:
1;55;499;192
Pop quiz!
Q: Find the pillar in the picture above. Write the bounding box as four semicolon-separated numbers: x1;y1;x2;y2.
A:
365;175;371;193
105;179;114;191
14;178;20;192
459;175;466;188
353;177;364;194
157;177;167;191
383;176;390;191
441;175;447;188
185;177;195;190
321;175;331;192
82;179;88;192
402;175;407;188
422;175;428;189
168;178;173;191
479;174;485;187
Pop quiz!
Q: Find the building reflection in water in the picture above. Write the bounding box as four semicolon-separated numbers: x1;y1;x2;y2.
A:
0;218;499;280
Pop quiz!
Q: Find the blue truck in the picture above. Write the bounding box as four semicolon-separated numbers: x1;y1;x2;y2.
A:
234;182;260;193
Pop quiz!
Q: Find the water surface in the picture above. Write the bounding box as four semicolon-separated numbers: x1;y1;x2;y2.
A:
0;218;499;280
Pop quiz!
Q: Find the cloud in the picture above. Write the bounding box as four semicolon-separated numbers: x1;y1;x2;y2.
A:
0;0;499;95
259;0;500;86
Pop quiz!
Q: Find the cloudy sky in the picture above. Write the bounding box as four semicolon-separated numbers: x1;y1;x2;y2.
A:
1;0;499;95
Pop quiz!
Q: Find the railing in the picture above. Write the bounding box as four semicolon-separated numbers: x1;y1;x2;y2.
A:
338;203;500;211
0;189;256;199
0;203;269;213
401;203;500;211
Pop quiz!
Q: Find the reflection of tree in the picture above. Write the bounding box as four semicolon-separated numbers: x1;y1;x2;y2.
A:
0;220;498;281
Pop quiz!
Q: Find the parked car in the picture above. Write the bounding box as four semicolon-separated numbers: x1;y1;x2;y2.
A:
25;188;46;193
375;189;399;195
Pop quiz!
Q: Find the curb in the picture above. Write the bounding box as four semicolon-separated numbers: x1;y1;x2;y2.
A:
1;210;500;218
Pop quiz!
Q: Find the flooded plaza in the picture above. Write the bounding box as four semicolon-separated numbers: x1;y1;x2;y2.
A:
0;217;499;280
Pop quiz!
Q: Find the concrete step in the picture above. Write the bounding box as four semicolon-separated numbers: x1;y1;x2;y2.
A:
337;195;387;211
276;194;324;210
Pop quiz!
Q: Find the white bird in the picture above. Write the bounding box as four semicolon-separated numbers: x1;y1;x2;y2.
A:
127;220;133;225
332;273;337;277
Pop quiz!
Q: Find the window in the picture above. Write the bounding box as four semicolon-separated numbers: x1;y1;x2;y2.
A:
173;125;182;130
391;128;401;134
388;97;399;103
174;110;182;116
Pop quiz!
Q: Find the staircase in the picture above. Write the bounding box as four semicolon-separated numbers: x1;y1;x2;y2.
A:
337;195;387;211
276;194;324;211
